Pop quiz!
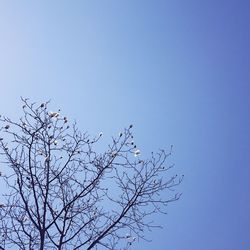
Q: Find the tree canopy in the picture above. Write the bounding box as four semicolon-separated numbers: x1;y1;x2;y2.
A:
0;98;182;250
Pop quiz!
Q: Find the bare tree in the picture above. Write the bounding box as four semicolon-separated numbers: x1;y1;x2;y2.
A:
0;98;182;250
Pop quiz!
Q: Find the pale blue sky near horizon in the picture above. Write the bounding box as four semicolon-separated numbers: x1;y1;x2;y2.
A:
0;1;249;250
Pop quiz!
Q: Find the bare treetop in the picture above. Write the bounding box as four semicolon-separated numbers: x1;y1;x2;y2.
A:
0;98;182;250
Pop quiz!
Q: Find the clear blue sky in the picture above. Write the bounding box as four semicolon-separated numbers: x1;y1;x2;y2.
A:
0;1;249;249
